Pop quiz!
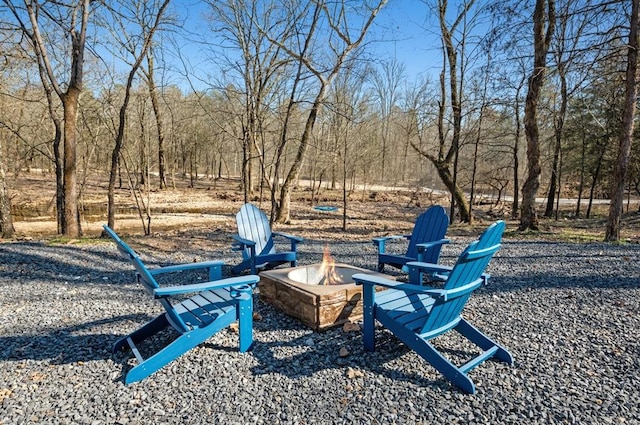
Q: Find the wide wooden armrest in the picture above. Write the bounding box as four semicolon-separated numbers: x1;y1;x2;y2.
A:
372;234;410;245
464;244;501;260
423;278;485;301
154;275;259;298
148;260;225;276
353;272;484;301
232;234;256;250
407;261;491;285
415;238;450;251
406;261;491;285
272;232;303;243
352;273;436;293
406;261;453;274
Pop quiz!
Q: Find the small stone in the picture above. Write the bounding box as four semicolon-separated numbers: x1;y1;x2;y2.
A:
339;347;349;357
342;322;360;333
346;367;364;379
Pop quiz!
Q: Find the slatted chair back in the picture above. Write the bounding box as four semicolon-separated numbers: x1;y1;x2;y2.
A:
420;220;505;335
236;203;275;261
103;226;192;333
406;205;450;263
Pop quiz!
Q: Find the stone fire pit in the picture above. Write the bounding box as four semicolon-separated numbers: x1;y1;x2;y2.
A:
259;263;391;331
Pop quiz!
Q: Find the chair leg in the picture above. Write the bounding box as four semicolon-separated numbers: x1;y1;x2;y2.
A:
409;337;476;394
231;259;250;275
123;325;218;384
237;293;254;352
362;284;376;351
455;318;514;365
113;314;170;353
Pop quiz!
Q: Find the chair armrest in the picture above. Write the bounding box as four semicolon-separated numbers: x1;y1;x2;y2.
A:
415;238;450;252
406;261;491;285
272;232;303;244
406;261;453;274
353;273;484;302
148;260;225;276
232;235;256;251
372;235;410;245
372;235;410;254
154;275;259;298
423;278;485;301
352;273;436;293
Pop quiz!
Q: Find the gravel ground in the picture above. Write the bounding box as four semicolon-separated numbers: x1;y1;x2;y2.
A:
1;232;639;424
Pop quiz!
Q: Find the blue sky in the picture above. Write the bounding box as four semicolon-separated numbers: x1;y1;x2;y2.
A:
159;0;446;90
367;0;441;81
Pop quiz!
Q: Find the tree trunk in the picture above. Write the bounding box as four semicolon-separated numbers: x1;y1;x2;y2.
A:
544;68;567;218
146;51;167;190
62;89;81;238
575;118;587;218
275;89;325;224
0;145;15;238
511;80;524;219
104;0;170;233
53;121;65;234
586;150;604;218
605;0;639;242
434;160;470;223
519;0;555;231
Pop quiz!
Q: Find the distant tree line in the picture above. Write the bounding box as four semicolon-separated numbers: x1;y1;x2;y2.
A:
0;0;637;240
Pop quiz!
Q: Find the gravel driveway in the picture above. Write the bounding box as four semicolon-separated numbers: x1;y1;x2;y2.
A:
1;234;639;424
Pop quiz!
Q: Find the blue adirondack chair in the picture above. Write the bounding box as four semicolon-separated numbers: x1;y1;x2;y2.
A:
231;203;303;275
353;221;512;394
373;205;450;273
104;225;259;384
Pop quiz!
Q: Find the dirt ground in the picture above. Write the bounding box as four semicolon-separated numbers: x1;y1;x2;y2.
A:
6;171;640;247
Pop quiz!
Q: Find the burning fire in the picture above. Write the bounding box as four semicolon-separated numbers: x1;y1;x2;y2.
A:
318;244;343;285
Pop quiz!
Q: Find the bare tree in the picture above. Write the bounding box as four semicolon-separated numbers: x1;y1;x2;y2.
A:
605;0;639;241
468;52;493;224
102;0;172;233
4;0;93;237
519;0;555;231
204;0;296;205
266;0;387;224
410;0;491;223
0;137;14;238
326;61;369;230
370;58;405;182
543;0;593;218
143;48;168;189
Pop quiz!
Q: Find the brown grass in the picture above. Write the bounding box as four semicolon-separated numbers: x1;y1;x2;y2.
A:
6;171;640;245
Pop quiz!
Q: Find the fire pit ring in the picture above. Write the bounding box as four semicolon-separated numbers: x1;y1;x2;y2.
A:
259;263;391;331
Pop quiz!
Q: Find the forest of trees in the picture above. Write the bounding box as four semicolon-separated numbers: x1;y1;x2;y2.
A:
0;0;638;240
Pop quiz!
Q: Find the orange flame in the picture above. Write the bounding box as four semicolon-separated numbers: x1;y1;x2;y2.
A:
318;244;343;285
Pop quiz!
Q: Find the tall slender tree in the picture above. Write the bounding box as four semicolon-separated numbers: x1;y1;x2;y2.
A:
143;48;168;190
0;138;14;238
103;0;172;233
605;0;639;241
260;0;387;224
519;0;555;231
4;0;92;237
